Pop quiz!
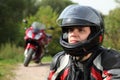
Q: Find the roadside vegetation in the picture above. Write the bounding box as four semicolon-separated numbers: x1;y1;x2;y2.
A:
0;43;52;80
0;43;23;80
0;0;120;80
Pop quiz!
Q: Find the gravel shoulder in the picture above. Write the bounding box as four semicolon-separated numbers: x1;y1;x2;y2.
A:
13;62;50;80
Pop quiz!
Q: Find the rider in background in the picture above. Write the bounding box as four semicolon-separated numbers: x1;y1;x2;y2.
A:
48;4;120;80
24;22;48;46
24;22;48;63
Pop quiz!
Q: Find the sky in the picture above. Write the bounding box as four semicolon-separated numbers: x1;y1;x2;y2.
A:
71;0;117;15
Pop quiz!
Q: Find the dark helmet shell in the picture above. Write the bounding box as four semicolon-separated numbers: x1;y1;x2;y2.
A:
57;4;104;56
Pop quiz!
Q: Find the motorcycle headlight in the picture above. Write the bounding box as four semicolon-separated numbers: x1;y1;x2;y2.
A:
34;33;42;40
27;31;32;38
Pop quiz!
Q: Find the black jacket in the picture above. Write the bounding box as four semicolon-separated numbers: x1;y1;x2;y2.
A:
48;47;120;80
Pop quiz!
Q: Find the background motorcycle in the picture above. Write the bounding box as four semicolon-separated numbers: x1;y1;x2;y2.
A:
23;22;52;67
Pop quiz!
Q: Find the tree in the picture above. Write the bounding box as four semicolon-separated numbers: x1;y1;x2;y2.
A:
0;0;39;46
104;8;120;50
39;0;74;14
115;0;120;4
0;0;24;45
22;0;40;17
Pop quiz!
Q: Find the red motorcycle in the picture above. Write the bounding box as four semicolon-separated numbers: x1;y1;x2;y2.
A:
23;22;52;67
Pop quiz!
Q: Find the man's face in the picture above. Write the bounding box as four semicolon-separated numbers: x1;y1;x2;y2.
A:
68;26;91;44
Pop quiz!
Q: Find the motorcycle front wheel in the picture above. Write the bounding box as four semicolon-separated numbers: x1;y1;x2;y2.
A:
23;48;34;67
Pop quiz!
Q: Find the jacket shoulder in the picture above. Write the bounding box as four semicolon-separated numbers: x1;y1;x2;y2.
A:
50;51;65;70
101;48;120;70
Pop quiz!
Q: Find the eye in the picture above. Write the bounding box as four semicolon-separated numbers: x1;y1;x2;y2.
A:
68;28;74;32
78;28;85;32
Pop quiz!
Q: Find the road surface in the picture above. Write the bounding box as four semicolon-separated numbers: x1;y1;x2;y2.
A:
13;63;50;80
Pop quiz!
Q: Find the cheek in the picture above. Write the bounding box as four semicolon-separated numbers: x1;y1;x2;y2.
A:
78;35;87;41
79;33;90;41
68;34;71;43
82;35;89;40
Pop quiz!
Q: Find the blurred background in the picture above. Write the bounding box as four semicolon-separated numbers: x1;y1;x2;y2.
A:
0;0;120;79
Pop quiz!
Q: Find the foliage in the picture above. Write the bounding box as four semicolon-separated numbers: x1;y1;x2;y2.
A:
41;55;52;62
39;0;74;14
0;43;24;61
0;62;15;80
104;8;120;50
0;0;20;44
0;43;24;80
115;0;120;6
0;0;40;46
22;0;40;17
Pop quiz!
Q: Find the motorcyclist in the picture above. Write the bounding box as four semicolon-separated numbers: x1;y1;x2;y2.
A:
47;4;120;80
24;22;48;63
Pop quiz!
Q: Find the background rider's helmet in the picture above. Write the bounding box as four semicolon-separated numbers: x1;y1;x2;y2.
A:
57;4;104;56
31;22;45;33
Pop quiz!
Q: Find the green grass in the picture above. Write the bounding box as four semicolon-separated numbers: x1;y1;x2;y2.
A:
0;59;17;80
0;43;52;80
0;43;23;80
41;55;52;62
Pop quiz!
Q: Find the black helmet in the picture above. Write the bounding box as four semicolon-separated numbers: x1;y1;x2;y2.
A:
57;4;104;56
